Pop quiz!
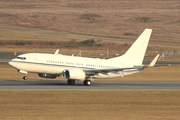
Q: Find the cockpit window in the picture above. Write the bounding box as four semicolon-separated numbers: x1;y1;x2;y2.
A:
16;57;26;60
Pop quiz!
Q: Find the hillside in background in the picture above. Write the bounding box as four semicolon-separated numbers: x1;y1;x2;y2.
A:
0;0;180;54
0;0;180;51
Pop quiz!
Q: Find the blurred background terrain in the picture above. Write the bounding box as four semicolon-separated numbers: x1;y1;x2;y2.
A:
0;0;180;60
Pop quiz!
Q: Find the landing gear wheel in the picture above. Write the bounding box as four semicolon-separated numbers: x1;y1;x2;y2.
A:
83;80;91;86
67;80;75;85
23;76;28;80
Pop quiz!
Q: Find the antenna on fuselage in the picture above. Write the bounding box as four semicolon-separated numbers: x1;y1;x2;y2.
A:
77;50;81;57
54;49;59;55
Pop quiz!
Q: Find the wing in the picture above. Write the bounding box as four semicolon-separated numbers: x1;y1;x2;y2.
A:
83;54;160;75
83;66;144;74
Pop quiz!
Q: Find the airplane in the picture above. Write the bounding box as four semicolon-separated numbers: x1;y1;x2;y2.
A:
8;28;159;86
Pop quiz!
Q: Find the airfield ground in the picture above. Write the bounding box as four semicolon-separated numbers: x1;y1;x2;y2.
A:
0;64;180;119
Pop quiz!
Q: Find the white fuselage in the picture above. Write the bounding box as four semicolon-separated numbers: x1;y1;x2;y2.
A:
9;53;140;79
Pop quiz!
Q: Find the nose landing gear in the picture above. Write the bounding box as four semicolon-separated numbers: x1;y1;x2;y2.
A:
23;76;28;80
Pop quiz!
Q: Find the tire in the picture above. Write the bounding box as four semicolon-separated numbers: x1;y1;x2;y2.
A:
23;76;28;80
83;80;91;86
67;80;75;85
86;80;91;86
83;80;87;86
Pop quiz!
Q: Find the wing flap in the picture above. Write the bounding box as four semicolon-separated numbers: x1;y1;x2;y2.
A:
83;66;144;73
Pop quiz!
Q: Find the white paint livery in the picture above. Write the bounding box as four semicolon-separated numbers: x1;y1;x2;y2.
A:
9;29;158;86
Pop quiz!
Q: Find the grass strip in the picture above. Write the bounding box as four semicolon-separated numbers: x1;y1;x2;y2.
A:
0;90;180;120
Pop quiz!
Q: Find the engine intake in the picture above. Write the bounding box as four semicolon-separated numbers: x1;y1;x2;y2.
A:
64;69;86;80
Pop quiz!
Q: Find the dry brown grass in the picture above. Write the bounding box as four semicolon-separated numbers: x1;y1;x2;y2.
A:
0;90;180;120
0;64;180;119
0;0;180;50
0;0;180;55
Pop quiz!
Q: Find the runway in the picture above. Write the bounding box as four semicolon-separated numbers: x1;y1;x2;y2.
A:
0;80;180;90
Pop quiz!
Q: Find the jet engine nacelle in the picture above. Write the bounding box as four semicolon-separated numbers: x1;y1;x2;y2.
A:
64;69;86;80
38;73;57;79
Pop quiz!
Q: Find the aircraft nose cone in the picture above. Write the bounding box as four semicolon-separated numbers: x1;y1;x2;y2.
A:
8;61;14;67
8;61;19;69
8;61;11;65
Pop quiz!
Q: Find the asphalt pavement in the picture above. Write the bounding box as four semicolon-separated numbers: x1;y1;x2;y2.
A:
0;80;180;90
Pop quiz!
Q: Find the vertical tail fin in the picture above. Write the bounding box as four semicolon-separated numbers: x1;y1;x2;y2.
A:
110;29;152;66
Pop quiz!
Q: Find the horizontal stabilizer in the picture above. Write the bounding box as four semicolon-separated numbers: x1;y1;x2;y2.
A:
148;54;160;67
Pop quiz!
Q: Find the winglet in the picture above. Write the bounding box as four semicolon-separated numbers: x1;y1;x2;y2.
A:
54;49;59;55
148;54;160;67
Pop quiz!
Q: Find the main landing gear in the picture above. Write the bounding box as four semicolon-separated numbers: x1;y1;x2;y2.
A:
67;79;75;85
83;80;91;86
67;79;92;86
23;76;28;80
